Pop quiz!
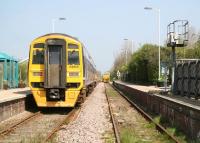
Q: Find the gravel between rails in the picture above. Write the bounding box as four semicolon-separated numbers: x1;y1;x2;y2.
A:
57;83;114;143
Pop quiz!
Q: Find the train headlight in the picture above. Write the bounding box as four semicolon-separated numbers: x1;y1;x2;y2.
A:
33;72;43;76
68;72;80;77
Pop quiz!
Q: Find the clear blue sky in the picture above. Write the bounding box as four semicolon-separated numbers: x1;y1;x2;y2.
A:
0;0;200;72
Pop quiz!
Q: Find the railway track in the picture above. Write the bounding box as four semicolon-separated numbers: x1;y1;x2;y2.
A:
104;84;121;143
0;108;80;143
107;83;181;143
0;111;41;137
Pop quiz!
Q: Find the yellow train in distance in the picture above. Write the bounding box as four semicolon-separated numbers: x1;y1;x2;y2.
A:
28;33;97;107
102;72;110;83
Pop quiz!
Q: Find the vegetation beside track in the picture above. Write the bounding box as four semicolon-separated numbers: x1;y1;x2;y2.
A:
111;83;197;143
111;39;200;84
153;115;198;143
105;84;177;143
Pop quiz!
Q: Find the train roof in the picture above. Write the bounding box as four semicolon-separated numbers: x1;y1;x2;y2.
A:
34;33;80;42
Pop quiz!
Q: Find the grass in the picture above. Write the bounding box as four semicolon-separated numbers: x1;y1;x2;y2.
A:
106;85;197;143
120;128;141;143
153;115;190;143
105;86;118;97
142;122;174;143
144;122;156;129
20;132;57;143
106;85;175;143
120;127;154;143
103;131;115;143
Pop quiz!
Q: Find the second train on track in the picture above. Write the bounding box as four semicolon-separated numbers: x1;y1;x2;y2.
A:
28;33;98;107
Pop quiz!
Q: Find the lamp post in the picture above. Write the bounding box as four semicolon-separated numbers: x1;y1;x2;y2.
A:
144;7;161;80
124;39;128;65
123;39;133;81
51;17;66;33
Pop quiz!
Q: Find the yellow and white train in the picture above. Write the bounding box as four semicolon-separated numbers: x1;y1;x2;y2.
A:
102;72;110;83
28;33;97;107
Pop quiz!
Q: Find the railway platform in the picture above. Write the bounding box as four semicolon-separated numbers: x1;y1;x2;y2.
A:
115;80;200;108
0;88;31;122
113;80;200;140
115;80;162;92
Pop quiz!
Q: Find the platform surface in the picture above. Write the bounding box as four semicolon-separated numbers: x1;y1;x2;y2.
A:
115;80;162;92
0;87;31;103
114;80;200;110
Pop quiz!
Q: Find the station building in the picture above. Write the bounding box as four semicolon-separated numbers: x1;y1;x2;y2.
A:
0;52;18;89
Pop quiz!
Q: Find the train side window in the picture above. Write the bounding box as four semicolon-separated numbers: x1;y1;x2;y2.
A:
34;43;44;48
68;51;79;65
32;50;44;64
68;44;78;49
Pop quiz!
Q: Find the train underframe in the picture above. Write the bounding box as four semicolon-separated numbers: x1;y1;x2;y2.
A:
31;81;97;107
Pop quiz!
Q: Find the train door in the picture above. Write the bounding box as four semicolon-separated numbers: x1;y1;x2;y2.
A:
0;62;3;89
44;39;66;101
48;46;62;86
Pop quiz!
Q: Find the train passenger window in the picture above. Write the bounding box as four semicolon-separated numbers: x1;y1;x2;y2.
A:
34;43;44;48
32;50;44;64
68;44;78;49
68;51;79;65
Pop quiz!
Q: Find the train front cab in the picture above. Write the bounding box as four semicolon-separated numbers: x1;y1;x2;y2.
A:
102;74;110;83
29;35;84;107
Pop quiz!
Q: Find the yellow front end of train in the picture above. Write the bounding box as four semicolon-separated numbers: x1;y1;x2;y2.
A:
28;34;85;107
102;72;110;83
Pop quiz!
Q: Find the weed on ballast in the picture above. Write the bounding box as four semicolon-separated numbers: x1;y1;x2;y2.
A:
103;130;115;143
21;132;57;143
153;115;189;143
105;86;119;97
120;127;150;143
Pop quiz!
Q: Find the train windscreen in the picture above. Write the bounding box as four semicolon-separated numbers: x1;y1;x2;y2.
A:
32;50;44;64
68;51;79;65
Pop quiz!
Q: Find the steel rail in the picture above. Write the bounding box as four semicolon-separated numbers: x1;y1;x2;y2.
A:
104;84;121;143
0;111;41;137
44;108;81;142
111;83;181;143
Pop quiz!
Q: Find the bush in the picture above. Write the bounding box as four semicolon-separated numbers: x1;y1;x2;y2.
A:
111;40;200;85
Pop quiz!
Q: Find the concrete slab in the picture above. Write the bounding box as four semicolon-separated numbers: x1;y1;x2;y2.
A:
0;87;33;122
115;80;162;93
0;87;31;103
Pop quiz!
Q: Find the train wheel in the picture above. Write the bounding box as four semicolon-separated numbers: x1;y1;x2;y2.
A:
80;92;86;103
79;89;86;103
88;85;93;94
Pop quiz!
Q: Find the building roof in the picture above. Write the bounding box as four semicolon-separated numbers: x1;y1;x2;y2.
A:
0;52;18;61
